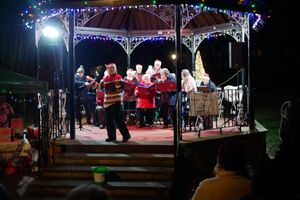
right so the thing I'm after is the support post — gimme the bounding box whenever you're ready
[174,4,182,155]
[68,11,75,139]
[191,35,196,72]
[247,14,255,130]
[127,38,131,68]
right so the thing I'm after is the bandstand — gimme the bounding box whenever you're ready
[32,1,264,141]
[15,1,270,199]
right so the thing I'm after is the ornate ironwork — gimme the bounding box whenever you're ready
[35,5,250,56]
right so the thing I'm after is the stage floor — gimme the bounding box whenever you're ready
[65,122,244,143]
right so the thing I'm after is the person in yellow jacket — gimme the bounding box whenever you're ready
[191,140,251,200]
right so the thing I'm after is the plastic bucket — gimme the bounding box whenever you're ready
[92,166,108,183]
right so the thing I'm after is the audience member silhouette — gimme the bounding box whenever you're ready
[0,183,10,200]
[191,140,251,200]
[246,99,300,200]
[65,183,110,200]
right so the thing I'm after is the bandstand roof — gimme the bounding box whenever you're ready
[35,4,256,54]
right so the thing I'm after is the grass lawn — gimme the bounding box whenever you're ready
[254,93,299,158]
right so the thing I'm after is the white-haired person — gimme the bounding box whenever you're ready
[151,59,162,82]
[146,65,154,76]
[123,68,138,125]
[100,63,131,142]
[181,69,197,130]
[135,64,143,84]
[159,68,177,128]
[134,74,157,128]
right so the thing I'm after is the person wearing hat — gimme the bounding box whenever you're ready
[198,73,217,129]
[100,63,131,142]
[199,73,217,92]
[74,65,92,126]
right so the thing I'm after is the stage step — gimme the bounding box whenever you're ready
[23,179,171,199]
[42,165,173,181]
[53,153,174,166]
[23,140,174,199]
[53,140,174,154]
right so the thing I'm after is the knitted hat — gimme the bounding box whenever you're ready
[77,65,84,73]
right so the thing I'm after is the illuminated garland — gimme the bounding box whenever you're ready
[20,0,266,30]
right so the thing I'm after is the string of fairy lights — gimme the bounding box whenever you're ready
[20,0,266,30]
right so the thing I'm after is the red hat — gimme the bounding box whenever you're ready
[201,73,210,80]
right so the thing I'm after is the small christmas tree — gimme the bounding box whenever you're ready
[195,50,205,81]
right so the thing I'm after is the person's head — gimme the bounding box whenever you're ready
[217,140,248,177]
[142,74,151,84]
[0,94,7,103]
[154,59,162,72]
[181,69,190,80]
[65,184,109,200]
[279,99,300,146]
[103,70,109,78]
[201,73,210,84]
[146,65,153,75]
[0,183,10,200]
[106,63,117,75]
[160,68,170,81]
[135,64,143,74]
[126,68,134,78]
[76,65,85,77]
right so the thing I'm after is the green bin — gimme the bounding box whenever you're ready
[92,166,108,183]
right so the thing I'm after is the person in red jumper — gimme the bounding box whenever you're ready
[100,63,131,142]
[134,74,157,128]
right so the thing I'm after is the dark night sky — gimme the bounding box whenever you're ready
[0,1,299,94]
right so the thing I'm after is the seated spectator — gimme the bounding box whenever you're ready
[0,183,10,200]
[191,140,251,200]
[246,99,300,200]
[65,183,110,200]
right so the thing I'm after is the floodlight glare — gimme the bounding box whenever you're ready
[42,26,59,38]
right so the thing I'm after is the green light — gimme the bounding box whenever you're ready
[84,1,88,5]
[152,0,156,4]
[251,4,256,8]
[200,3,204,7]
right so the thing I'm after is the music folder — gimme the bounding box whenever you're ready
[197,86,210,93]
[122,80,136,90]
[156,81,176,92]
[137,85,155,98]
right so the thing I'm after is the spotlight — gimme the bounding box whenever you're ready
[42,26,59,39]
